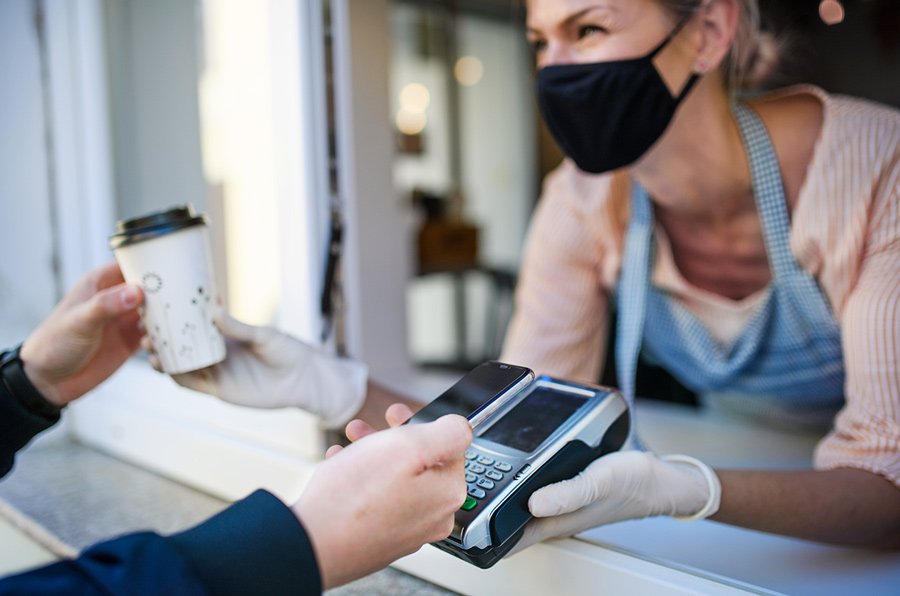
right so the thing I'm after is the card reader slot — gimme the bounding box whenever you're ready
[432,525,527,569]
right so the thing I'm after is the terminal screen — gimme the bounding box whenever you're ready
[480,386,587,453]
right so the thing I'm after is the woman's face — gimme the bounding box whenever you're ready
[526,0,682,69]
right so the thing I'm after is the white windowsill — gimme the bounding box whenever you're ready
[68,359,322,503]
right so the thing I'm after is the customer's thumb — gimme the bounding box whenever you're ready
[409,414,473,468]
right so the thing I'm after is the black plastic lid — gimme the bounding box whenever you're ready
[110,204,209,249]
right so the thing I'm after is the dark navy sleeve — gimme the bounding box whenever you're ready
[0,533,213,596]
[167,489,322,596]
[0,365,59,478]
[0,490,323,596]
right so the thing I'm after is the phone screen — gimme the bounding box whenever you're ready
[480,386,587,453]
[410,362,532,423]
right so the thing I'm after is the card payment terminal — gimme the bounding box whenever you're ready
[417,373,629,568]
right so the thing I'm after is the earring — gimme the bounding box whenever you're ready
[694,57,710,74]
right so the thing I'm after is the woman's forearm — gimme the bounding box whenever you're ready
[712,467,900,548]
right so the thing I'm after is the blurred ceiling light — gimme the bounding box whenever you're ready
[399,83,431,113]
[455,56,484,86]
[396,108,427,135]
[819,0,845,25]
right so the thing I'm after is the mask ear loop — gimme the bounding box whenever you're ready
[675,72,701,102]
[648,9,703,102]
[647,9,697,60]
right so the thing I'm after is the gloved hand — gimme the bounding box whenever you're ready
[511,450,721,555]
[144,308,368,428]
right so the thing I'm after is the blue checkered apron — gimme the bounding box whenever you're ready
[616,103,845,436]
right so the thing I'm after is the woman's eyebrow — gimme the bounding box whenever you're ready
[527,4,618,36]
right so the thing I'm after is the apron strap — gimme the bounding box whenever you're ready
[615,103,792,446]
[731,103,794,279]
[615,184,654,448]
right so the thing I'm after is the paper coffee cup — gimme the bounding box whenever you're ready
[110,205,226,374]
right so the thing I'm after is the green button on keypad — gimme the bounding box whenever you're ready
[461,496,478,511]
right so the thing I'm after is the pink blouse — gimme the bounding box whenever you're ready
[501,86,900,486]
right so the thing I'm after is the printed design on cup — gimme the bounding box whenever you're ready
[142,272,163,294]
[141,279,223,374]
[178,286,222,367]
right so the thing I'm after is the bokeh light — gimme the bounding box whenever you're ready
[399,83,431,113]
[396,108,427,135]
[454,56,484,86]
[819,0,845,25]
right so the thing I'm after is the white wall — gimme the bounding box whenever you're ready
[0,0,59,348]
[336,0,419,382]
[105,0,207,220]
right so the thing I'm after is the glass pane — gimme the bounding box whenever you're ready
[196,0,284,326]
[390,1,539,370]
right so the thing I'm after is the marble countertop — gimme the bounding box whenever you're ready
[0,429,458,595]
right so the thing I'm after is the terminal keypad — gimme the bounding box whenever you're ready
[462,449,513,512]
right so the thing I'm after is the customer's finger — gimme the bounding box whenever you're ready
[385,402,415,427]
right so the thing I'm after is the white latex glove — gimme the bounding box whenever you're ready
[145,308,367,428]
[511,450,721,555]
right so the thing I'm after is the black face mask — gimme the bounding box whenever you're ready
[536,19,699,174]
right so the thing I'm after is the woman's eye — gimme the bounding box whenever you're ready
[578,25,607,40]
[530,38,547,54]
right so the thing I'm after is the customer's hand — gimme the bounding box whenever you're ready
[510,450,721,555]
[143,308,368,427]
[341,402,415,445]
[19,262,144,407]
[293,414,472,589]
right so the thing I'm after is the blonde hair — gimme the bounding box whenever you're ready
[657,0,780,90]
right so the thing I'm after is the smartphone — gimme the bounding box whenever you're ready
[407,361,534,427]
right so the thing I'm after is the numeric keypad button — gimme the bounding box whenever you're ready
[467,486,486,499]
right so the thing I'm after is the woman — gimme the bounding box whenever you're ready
[500,0,900,548]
